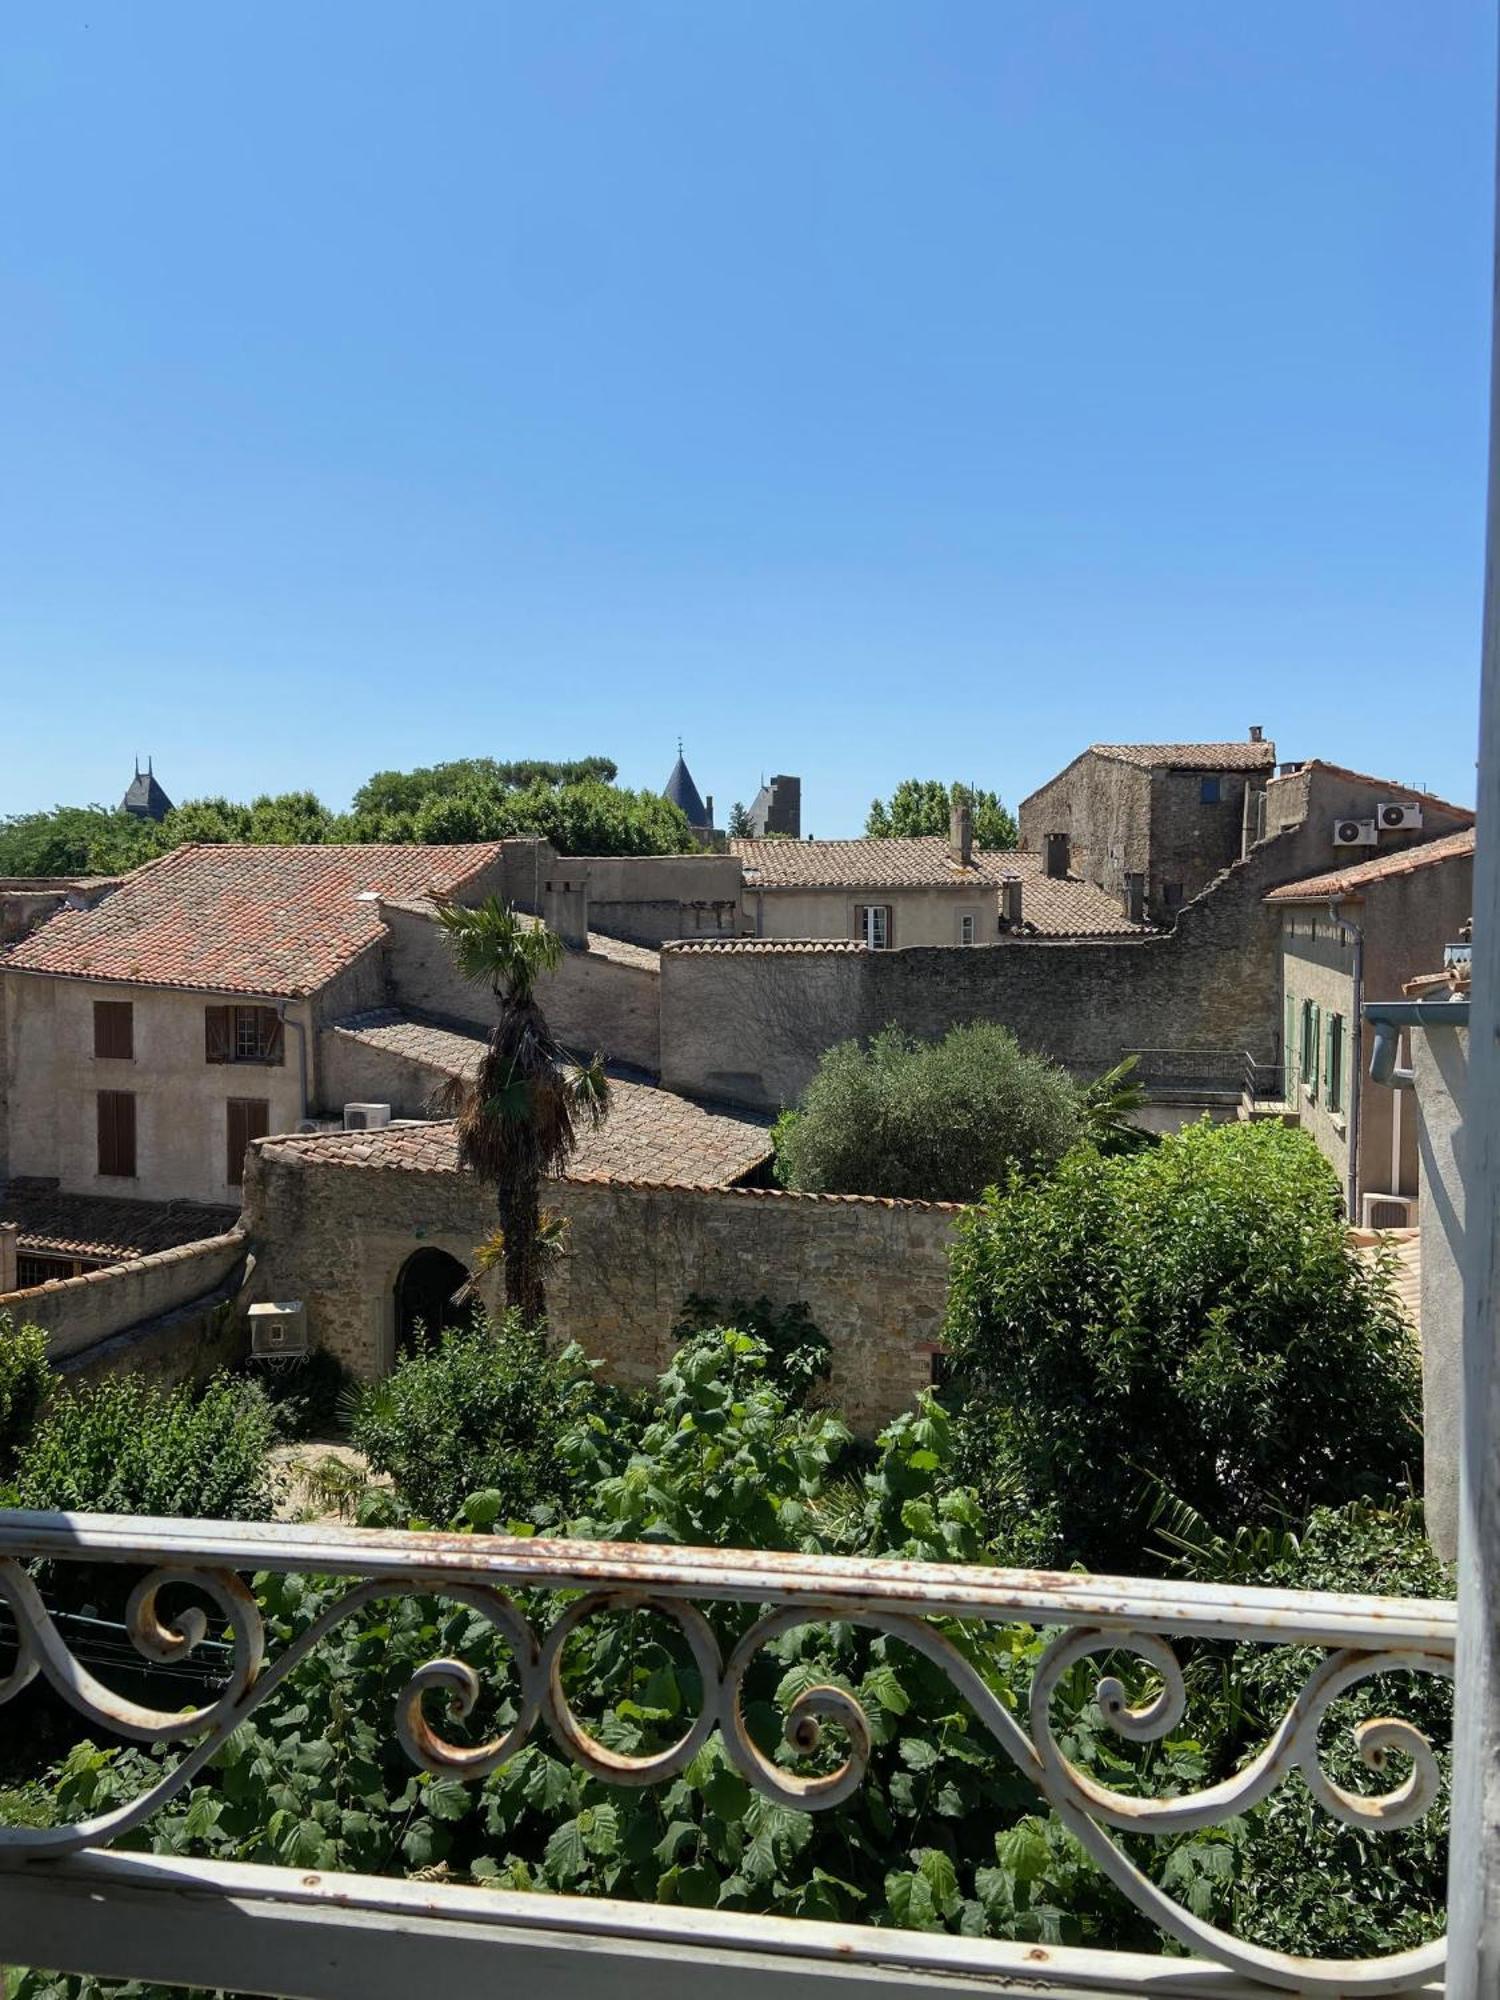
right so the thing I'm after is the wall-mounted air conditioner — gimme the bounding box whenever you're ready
[248,1300,308,1359]
[343,1103,392,1130]
[1378,802,1423,831]
[1360,1193,1416,1231]
[1332,817,1378,847]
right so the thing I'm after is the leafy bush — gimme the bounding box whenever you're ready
[671,1294,832,1405]
[349,1314,611,1524]
[248,1347,351,1441]
[774,1022,1083,1203]
[0,1315,50,1472]
[13,1372,280,1520]
[944,1121,1422,1569]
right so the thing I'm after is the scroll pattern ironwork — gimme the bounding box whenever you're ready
[0,1525,1452,1997]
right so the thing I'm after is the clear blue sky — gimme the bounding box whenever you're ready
[1,3,1494,832]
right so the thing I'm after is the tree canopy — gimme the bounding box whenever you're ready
[0,755,698,875]
[865,779,1017,850]
[773,1021,1083,1203]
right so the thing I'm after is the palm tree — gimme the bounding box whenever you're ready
[434,898,609,1319]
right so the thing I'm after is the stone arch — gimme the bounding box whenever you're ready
[392,1246,471,1358]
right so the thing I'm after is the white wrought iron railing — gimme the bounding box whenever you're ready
[0,1510,1453,1999]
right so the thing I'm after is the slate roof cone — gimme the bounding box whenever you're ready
[122,757,174,822]
[663,743,712,830]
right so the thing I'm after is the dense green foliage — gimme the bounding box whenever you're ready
[3,1332,1450,1979]
[865,779,1017,850]
[0,1316,51,1473]
[945,1121,1422,1570]
[774,1022,1083,1202]
[671,1294,832,1406]
[350,1317,611,1525]
[0,754,697,877]
[10,1372,280,1521]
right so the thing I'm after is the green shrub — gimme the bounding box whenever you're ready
[0,1315,50,1472]
[349,1313,611,1524]
[670,1293,831,1404]
[248,1347,351,1441]
[13,1372,280,1520]
[945,1121,1422,1568]
[774,1021,1083,1202]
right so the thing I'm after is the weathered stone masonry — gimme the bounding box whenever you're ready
[241,1146,957,1433]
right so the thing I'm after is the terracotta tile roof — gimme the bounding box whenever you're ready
[327,1010,488,1081]
[1265,828,1476,903]
[265,1057,773,1190]
[0,1184,241,1263]
[666,938,870,954]
[1,843,504,997]
[727,839,1148,937]
[1089,741,1279,772]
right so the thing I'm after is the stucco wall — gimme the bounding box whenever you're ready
[1279,920,1360,1201]
[750,887,994,949]
[241,1148,956,1433]
[0,1228,247,1362]
[1,975,313,1201]
[379,902,661,1074]
[1414,1022,1468,1562]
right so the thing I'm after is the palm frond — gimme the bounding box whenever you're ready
[435,896,565,999]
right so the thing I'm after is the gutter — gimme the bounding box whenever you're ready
[1362,997,1471,1090]
[276,1001,310,1121]
[1330,904,1364,1222]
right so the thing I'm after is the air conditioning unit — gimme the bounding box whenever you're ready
[343,1103,392,1130]
[1332,817,1378,847]
[248,1300,308,1358]
[1360,1193,1417,1231]
[1378,801,1423,831]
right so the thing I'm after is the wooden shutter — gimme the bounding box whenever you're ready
[97,1091,136,1177]
[205,1005,232,1064]
[93,1001,133,1060]
[226,1098,270,1186]
[259,1009,286,1065]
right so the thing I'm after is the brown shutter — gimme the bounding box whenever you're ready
[97,1091,136,1177]
[205,1005,232,1064]
[227,1098,270,1185]
[93,1001,133,1060]
[260,1009,286,1065]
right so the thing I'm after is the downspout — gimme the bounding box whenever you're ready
[1330,901,1363,1223]
[276,1000,309,1122]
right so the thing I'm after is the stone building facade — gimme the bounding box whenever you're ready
[241,1134,955,1433]
[1267,827,1475,1214]
[1018,736,1278,921]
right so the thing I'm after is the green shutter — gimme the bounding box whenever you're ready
[1285,994,1296,1088]
[1311,1006,1321,1100]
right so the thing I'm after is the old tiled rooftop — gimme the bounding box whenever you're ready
[728,838,1150,936]
[1265,760,1476,821]
[0,1183,241,1265]
[2,843,504,997]
[1265,827,1476,903]
[275,1025,773,1187]
[1090,741,1280,772]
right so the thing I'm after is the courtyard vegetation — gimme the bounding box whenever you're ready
[0,1122,1448,1989]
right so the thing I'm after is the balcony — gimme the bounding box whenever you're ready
[0,1509,1453,1998]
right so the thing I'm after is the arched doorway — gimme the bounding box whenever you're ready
[393,1248,471,1356]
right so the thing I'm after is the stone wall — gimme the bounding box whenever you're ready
[660,778,1477,1115]
[241,1147,957,1433]
[1018,752,1151,906]
[378,901,661,1074]
[1,1228,248,1363]
[496,841,745,946]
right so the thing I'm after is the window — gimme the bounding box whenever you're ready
[855,905,892,949]
[1327,1012,1345,1115]
[16,1253,84,1289]
[226,1098,270,1185]
[97,1090,137,1177]
[1162,882,1184,910]
[93,1000,133,1060]
[206,1004,285,1066]
[959,912,977,946]
[1200,775,1223,804]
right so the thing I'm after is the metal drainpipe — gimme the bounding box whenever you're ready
[1330,902,1363,1223]
[276,1001,309,1122]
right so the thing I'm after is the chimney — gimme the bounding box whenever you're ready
[1125,872,1146,926]
[542,873,590,948]
[1248,725,1264,744]
[999,875,1024,930]
[949,799,974,869]
[704,793,715,828]
[1043,832,1071,880]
